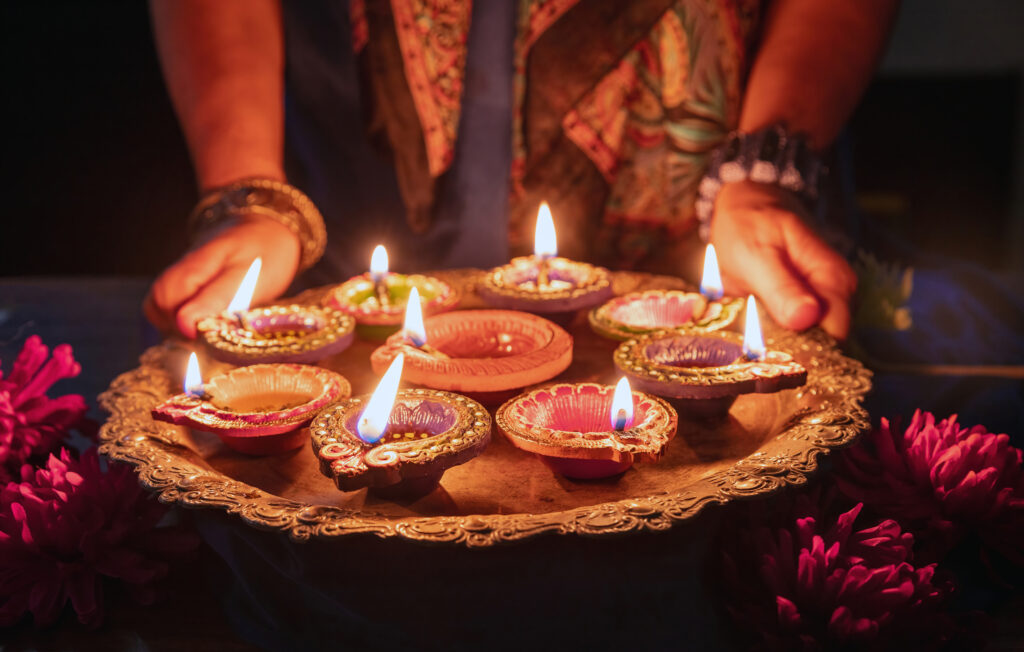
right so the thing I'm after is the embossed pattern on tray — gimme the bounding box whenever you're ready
[98,270,871,547]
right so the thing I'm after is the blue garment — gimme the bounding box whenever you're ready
[281,1,515,286]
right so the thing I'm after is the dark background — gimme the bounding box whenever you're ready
[2,1,1022,278]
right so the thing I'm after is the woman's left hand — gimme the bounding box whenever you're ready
[709,180,857,340]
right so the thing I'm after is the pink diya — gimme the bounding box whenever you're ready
[310,355,491,498]
[495,379,678,480]
[370,301,573,404]
[613,297,806,418]
[152,354,350,455]
[322,245,458,340]
[478,203,613,319]
[588,244,742,340]
[197,258,356,364]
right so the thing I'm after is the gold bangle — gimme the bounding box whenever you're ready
[188,178,328,271]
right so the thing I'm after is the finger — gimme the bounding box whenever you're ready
[784,224,857,339]
[143,290,176,335]
[739,244,823,331]
[175,263,252,338]
[150,240,233,319]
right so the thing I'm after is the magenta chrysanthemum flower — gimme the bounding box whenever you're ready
[0,448,199,627]
[0,336,88,481]
[837,410,1023,562]
[722,499,948,650]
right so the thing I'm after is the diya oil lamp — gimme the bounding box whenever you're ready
[495,377,678,480]
[323,244,459,340]
[309,353,492,498]
[478,202,613,322]
[370,289,573,404]
[588,245,743,340]
[614,296,807,418]
[197,258,356,365]
[152,352,350,455]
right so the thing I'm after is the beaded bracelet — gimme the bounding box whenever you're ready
[695,125,824,241]
[188,178,328,271]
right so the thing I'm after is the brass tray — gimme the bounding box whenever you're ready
[98,270,871,547]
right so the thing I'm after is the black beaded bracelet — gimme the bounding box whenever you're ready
[696,125,824,241]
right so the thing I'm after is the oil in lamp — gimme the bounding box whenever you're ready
[478,202,613,321]
[588,244,743,341]
[310,353,492,498]
[613,295,806,418]
[152,352,350,454]
[198,258,356,365]
[370,293,573,404]
[323,244,459,340]
[496,377,678,479]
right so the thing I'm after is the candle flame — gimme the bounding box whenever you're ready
[227,258,262,314]
[184,352,205,398]
[357,353,404,444]
[533,202,557,258]
[743,295,766,361]
[403,286,427,347]
[610,377,635,431]
[370,244,389,281]
[700,244,723,301]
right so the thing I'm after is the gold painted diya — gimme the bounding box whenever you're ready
[152,364,350,455]
[477,256,613,318]
[323,273,459,340]
[370,309,574,404]
[614,330,807,418]
[496,382,678,479]
[310,388,491,498]
[588,290,744,341]
[198,304,355,365]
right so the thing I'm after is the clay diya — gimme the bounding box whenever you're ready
[495,378,678,480]
[322,245,458,340]
[478,203,613,321]
[152,353,350,454]
[197,258,356,365]
[613,296,806,418]
[310,354,492,498]
[370,298,573,404]
[588,244,742,340]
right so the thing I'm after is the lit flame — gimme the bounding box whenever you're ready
[610,377,635,431]
[226,257,262,314]
[700,244,723,301]
[184,352,205,398]
[533,202,557,259]
[370,244,389,281]
[357,353,404,444]
[743,295,766,361]
[403,286,427,347]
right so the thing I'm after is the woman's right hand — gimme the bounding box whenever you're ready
[144,216,302,338]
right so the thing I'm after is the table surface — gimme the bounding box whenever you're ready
[2,276,1021,651]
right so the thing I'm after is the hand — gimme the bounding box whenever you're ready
[144,217,301,338]
[709,180,857,339]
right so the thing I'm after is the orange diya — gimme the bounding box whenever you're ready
[496,378,678,480]
[478,203,612,321]
[310,354,492,498]
[152,353,350,455]
[198,258,356,365]
[614,296,807,418]
[323,245,458,340]
[588,245,744,340]
[370,289,573,404]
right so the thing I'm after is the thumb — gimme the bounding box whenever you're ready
[175,264,252,338]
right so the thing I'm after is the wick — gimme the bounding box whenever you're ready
[233,311,249,329]
[536,256,551,289]
[405,334,450,359]
[186,387,210,401]
[701,287,724,302]
[613,408,630,431]
[372,276,390,307]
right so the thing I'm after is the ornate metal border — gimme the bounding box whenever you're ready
[99,327,870,548]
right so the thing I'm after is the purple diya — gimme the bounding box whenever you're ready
[323,273,458,340]
[588,290,744,341]
[152,363,350,455]
[495,382,678,480]
[478,256,613,319]
[369,309,573,404]
[310,388,491,498]
[614,330,807,418]
[198,304,355,365]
